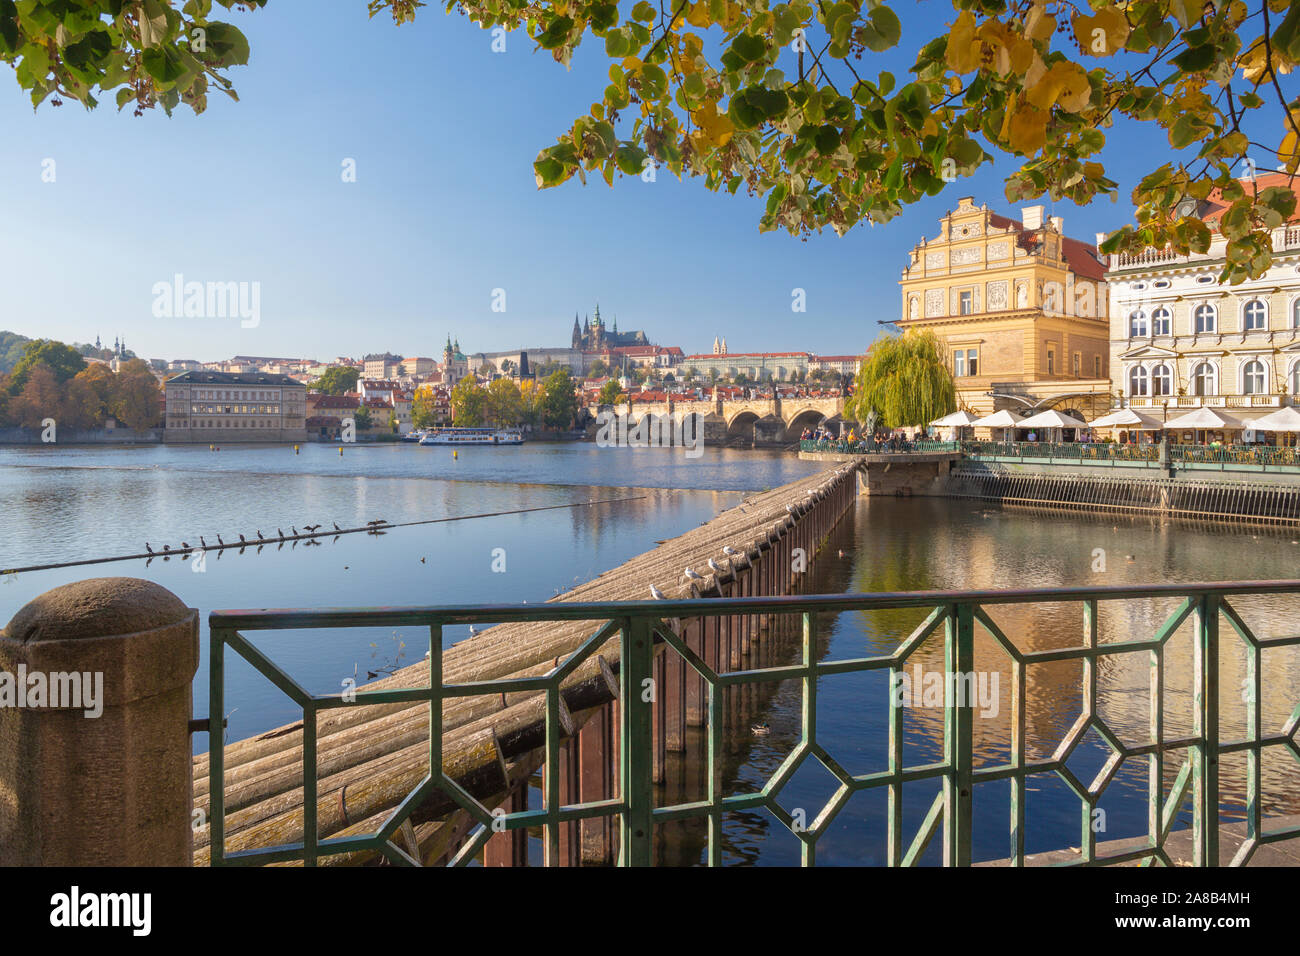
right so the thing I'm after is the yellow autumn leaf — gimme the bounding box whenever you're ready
[1007,103,1048,153]
[685,2,711,28]
[1023,1,1055,43]
[1281,129,1300,174]
[1024,52,1047,90]
[1025,60,1091,113]
[693,101,734,148]
[946,11,981,74]
[1074,6,1129,57]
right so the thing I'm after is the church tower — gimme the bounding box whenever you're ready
[712,335,721,355]
[571,313,581,349]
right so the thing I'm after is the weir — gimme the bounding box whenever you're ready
[193,464,862,865]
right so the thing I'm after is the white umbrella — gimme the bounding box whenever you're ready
[1163,406,1245,430]
[1251,405,1300,432]
[1088,408,1165,430]
[971,409,1025,429]
[1017,409,1090,430]
[930,410,979,427]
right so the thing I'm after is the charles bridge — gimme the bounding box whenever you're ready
[585,394,848,447]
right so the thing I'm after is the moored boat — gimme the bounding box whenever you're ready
[419,427,524,446]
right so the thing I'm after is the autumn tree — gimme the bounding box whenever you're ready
[411,391,440,428]
[845,329,956,428]
[597,379,624,405]
[450,376,486,426]
[9,364,61,428]
[485,377,523,427]
[110,358,161,431]
[541,367,580,429]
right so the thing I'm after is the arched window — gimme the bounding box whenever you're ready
[1152,307,1172,336]
[1129,365,1149,396]
[1192,362,1218,396]
[1152,364,1172,396]
[1242,360,1267,395]
[1129,310,1148,337]
[1194,303,1217,333]
[1243,299,1267,331]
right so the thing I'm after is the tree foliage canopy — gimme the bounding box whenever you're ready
[845,329,955,428]
[9,339,87,392]
[7,1,1300,281]
[313,366,360,396]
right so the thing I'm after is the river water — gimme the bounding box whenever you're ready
[2,442,1297,865]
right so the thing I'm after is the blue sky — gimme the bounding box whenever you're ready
[0,2,1285,362]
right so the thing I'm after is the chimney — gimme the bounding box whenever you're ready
[1050,215,1064,233]
[1020,205,1044,230]
[1095,231,1107,252]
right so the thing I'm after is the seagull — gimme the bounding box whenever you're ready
[145,543,154,554]
[649,585,666,600]
[683,567,704,581]
[786,504,796,515]
[468,625,479,636]
[723,546,740,556]
[707,558,723,573]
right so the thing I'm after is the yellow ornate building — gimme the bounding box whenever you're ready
[896,197,1112,419]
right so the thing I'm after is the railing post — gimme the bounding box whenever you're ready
[943,602,975,866]
[620,615,655,866]
[1193,592,1221,866]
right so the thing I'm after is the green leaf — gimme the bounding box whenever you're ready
[204,22,250,65]
[863,5,901,52]
[0,0,20,55]
[1272,1,1300,61]
[814,124,839,154]
[538,15,573,50]
[115,86,135,110]
[142,44,186,83]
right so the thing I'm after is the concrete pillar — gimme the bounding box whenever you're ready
[0,577,199,866]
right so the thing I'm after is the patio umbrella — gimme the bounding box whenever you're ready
[1088,408,1165,430]
[930,410,980,427]
[971,409,1025,429]
[1162,407,1245,431]
[1017,409,1090,430]
[930,409,979,441]
[970,408,1025,441]
[1251,405,1300,432]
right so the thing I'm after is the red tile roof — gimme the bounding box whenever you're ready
[985,210,1107,281]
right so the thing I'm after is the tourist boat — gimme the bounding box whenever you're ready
[419,427,524,446]
[401,430,426,442]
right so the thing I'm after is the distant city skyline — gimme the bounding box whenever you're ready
[1,4,1286,362]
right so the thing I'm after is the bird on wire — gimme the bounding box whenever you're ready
[333,521,341,532]
[277,528,285,540]
[291,526,299,536]
[238,534,247,545]
[182,541,190,550]
[200,536,208,549]
[145,543,154,555]
[217,534,225,546]
[162,544,171,553]
[256,530,265,541]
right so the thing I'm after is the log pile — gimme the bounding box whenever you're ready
[193,463,859,865]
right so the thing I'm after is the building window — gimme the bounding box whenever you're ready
[1192,362,1217,396]
[959,291,973,315]
[1094,355,1101,378]
[1152,364,1172,396]
[1293,363,1300,395]
[1242,359,1267,395]
[1129,365,1149,396]
[953,351,966,376]
[1292,299,1300,328]
[1047,349,1055,376]
[1129,310,1148,337]
[1152,307,1172,336]
[1072,352,1081,377]
[1243,299,1267,331]
[1194,303,1217,333]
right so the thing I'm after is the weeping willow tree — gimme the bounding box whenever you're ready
[845,330,956,430]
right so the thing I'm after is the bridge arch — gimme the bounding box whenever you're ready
[726,410,760,446]
[784,407,829,440]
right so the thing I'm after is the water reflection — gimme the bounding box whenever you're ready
[657,497,1300,866]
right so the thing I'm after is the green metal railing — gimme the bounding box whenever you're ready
[800,439,960,454]
[961,440,1300,471]
[207,581,1300,867]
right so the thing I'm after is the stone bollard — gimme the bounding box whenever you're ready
[0,577,198,866]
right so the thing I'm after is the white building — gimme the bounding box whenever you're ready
[1106,172,1300,432]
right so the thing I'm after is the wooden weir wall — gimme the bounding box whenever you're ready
[194,464,861,866]
[946,467,1300,526]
